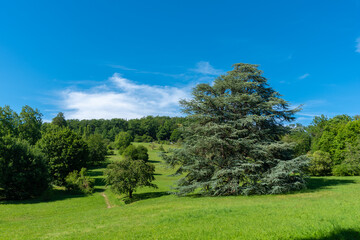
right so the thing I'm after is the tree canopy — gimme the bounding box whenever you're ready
[38,126,89,185]
[105,159,157,199]
[164,63,308,196]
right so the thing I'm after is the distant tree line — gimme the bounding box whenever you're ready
[54,116,186,142]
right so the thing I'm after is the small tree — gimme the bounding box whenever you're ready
[0,136,49,199]
[86,134,107,166]
[105,159,157,198]
[115,131,133,153]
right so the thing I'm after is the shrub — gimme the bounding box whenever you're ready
[65,168,95,194]
[122,144,149,161]
[0,136,49,200]
[332,163,360,176]
[308,151,333,176]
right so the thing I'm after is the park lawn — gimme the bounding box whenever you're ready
[1,143,360,239]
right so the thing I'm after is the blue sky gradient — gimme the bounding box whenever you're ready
[1,0,360,124]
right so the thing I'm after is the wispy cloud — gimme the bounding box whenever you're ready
[108,65,137,71]
[298,73,310,80]
[59,74,191,120]
[108,64,185,79]
[356,37,360,53]
[191,61,223,75]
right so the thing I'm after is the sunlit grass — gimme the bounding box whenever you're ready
[1,143,360,239]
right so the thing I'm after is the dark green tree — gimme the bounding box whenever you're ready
[52,112,67,128]
[105,159,157,199]
[164,63,308,196]
[0,136,49,199]
[115,131,133,153]
[86,134,107,165]
[0,105,19,137]
[38,127,89,185]
[18,105,43,145]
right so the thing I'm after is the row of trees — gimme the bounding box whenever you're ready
[284,115,360,176]
[0,106,107,199]
[61,116,186,142]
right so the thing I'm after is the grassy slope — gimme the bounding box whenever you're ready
[1,143,360,239]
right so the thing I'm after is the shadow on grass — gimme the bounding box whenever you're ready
[0,189,87,205]
[305,177,356,192]
[126,191,169,204]
[148,160,161,163]
[299,228,360,240]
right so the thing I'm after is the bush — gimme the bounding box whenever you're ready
[332,163,360,176]
[0,136,50,200]
[308,150,333,176]
[65,168,95,194]
[122,144,149,161]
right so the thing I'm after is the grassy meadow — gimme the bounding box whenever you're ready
[1,143,360,239]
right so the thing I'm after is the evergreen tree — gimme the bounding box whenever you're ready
[163,63,308,196]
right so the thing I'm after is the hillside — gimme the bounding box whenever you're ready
[1,143,360,239]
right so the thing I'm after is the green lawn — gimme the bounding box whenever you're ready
[1,143,360,239]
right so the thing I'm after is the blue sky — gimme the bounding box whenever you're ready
[0,0,360,124]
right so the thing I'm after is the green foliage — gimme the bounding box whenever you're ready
[105,159,157,198]
[86,134,107,165]
[164,63,308,196]
[114,131,133,153]
[308,151,333,176]
[282,124,311,156]
[65,168,95,194]
[122,144,149,161]
[0,136,49,199]
[170,128,182,142]
[38,126,89,185]
[158,145,165,152]
[0,105,19,137]
[18,105,43,145]
[52,112,67,128]
[332,141,360,176]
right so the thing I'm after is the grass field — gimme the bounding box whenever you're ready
[1,143,360,239]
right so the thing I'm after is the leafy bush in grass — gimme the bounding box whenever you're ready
[122,144,149,161]
[0,136,49,200]
[308,151,333,176]
[65,168,95,194]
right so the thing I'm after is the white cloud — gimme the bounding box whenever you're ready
[192,61,223,75]
[60,73,191,120]
[298,73,310,80]
[356,37,360,53]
